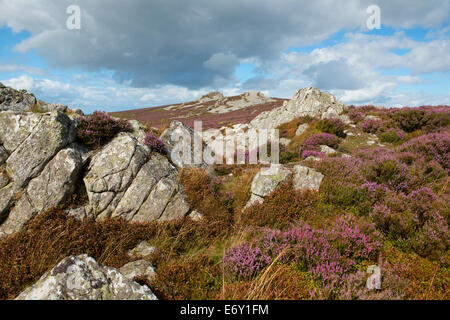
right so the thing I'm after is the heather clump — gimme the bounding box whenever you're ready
[300,133,340,159]
[317,118,346,138]
[77,111,132,148]
[224,217,380,288]
[398,132,450,171]
[390,107,450,133]
[144,132,167,155]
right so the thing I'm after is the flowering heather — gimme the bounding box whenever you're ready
[223,217,380,284]
[144,132,167,155]
[317,118,346,138]
[302,133,340,150]
[361,119,380,133]
[77,111,132,148]
[398,132,450,171]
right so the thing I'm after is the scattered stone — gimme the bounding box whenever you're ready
[15,254,157,300]
[128,241,158,259]
[246,165,292,207]
[292,165,324,192]
[319,145,337,155]
[119,260,157,282]
[295,123,309,136]
[188,210,203,222]
[280,138,291,146]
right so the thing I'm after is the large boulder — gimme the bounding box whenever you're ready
[0,111,79,235]
[160,120,206,168]
[3,111,77,187]
[0,145,87,237]
[84,133,190,222]
[250,87,347,129]
[0,83,37,112]
[15,254,157,300]
[245,164,292,207]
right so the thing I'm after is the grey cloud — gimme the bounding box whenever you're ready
[303,59,365,90]
[0,0,449,90]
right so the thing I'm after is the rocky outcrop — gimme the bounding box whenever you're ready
[245,165,292,207]
[160,120,207,169]
[0,145,88,237]
[250,87,347,129]
[0,111,79,236]
[15,254,157,300]
[85,133,190,223]
[208,91,275,114]
[0,94,191,238]
[0,83,37,112]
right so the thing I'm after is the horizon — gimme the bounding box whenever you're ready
[0,0,449,113]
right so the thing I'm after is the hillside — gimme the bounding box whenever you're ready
[0,82,448,300]
[111,91,287,129]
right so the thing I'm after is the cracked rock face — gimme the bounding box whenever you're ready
[0,145,87,237]
[85,132,190,223]
[15,254,157,300]
[0,112,80,236]
[250,87,347,129]
[2,111,77,188]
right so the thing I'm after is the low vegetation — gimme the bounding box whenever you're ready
[0,105,448,300]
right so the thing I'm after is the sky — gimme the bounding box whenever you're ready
[0,0,449,114]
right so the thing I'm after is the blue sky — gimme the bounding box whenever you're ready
[0,0,449,113]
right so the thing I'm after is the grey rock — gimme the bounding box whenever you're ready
[39,102,68,113]
[0,145,7,164]
[0,183,16,222]
[15,254,157,300]
[246,165,291,207]
[160,120,206,168]
[250,87,347,129]
[0,85,37,112]
[279,138,291,146]
[292,165,324,192]
[0,112,43,153]
[188,210,203,222]
[85,133,190,223]
[119,260,157,282]
[0,146,85,238]
[128,241,158,258]
[67,207,93,221]
[0,167,9,189]
[5,111,76,188]
[84,133,148,219]
[295,123,309,136]
[319,145,337,155]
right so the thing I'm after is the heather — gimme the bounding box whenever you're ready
[144,132,168,155]
[77,111,132,148]
[1,105,449,300]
